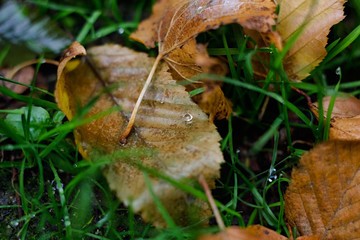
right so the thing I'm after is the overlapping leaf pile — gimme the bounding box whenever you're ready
[53,0,357,238]
[130,0,282,120]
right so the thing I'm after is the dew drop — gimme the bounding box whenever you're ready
[268,167,278,183]
[183,113,193,125]
[11,221,19,227]
[65,221,71,227]
[197,6,203,13]
[118,28,124,34]
[336,67,341,76]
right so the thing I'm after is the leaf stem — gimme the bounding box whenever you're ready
[120,54,163,144]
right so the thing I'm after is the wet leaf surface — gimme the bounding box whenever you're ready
[55,43,224,227]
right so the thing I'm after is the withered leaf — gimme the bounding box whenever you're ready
[131,0,281,120]
[198,225,288,240]
[311,95,360,119]
[55,43,224,227]
[278,0,347,81]
[285,141,360,239]
[0,66,34,95]
[310,95,360,140]
[198,225,319,240]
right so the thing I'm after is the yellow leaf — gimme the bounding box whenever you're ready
[278,0,347,81]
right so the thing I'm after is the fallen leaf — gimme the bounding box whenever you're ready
[311,94,360,119]
[285,141,360,239]
[0,66,34,95]
[0,67,35,95]
[55,43,224,227]
[310,94,360,140]
[130,0,282,120]
[198,225,288,240]
[198,225,319,239]
[277,0,347,81]
[190,44,232,121]
[55,41,86,120]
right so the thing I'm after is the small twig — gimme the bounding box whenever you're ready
[198,174,226,231]
[120,54,163,144]
[258,95,270,121]
[291,86,313,107]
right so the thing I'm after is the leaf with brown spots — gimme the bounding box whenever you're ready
[128,0,281,126]
[55,43,224,227]
[285,141,360,239]
[310,94,360,140]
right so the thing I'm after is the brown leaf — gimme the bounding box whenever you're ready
[194,84,233,121]
[285,141,360,239]
[131,0,281,120]
[310,95,360,140]
[198,225,288,240]
[311,94,360,119]
[0,67,34,95]
[190,44,232,121]
[131,0,281,54]
[278,0,347,81]
[55,43,224,227]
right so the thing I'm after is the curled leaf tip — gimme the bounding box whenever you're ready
[60,41,86,61]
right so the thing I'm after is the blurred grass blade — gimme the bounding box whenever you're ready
[76,10,102,43]
[0,1,71,54]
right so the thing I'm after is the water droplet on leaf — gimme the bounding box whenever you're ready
[183,113,193,125]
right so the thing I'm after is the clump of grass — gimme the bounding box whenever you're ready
[1,1,360,239]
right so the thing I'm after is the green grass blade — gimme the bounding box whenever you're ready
[322,24,360,65]
[76,10,102,43]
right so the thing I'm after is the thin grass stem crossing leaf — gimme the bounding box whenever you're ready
[310,94,360,140]
[55,43,224,227]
